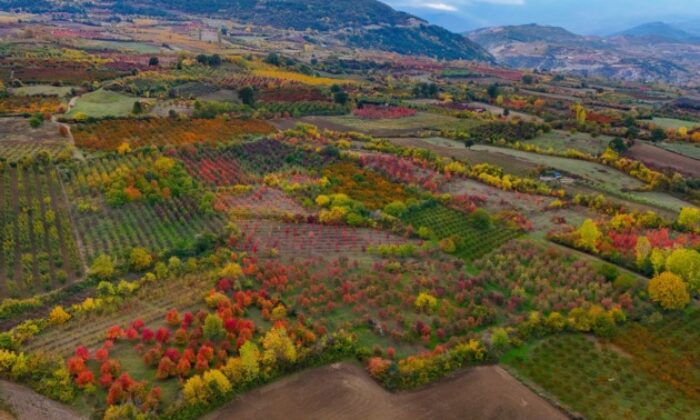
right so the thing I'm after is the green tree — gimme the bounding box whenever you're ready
[609,137,628,153]
[469,209,493,230]
[203,314,225,341]
[487,84,500,100]
[29,113,44,128]
[650,128,666,142]
[333,90,349,105]
[132,101,144,115]
[239,86,255,106]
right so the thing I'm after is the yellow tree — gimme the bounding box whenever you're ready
[678,207,700,232]
[261,327,297,371]
[183,375,209,406]
[665,248,700,292]
[573,103,587,126]
[48,306,70,325]
[649,248,667,275]
[129,247,152,271]
[414,292,438,313]
[239,341,260,383]
[576,219,601,252]
[635,236,651,268]
[648,272,690,310]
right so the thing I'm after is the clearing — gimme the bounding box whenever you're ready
[205,362,568,420]
[66,89,145,119]
[525,130,612,155]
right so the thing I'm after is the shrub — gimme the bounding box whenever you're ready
[648,272,690,310]
[48,306,71,325]
[89,254,115,281]
[129,248,153,272]
[469,209,493,230]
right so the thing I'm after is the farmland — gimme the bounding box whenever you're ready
[625,142,700,177]
[504,325,700,420]
[66,89,144,119]
[323,112,483,136]
[470,145,694,212]
[72,118,275,151]
[0,164,82,298]
[0,118,73,162]
[525,130,613,155]
[0,4,698,420]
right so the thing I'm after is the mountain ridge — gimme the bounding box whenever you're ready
[465,23,699,84]
[0,0,493,61]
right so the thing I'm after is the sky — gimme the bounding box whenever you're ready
[381,0,700,35]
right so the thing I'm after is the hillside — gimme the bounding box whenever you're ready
[0,0,493,61]
[466,23,696,84]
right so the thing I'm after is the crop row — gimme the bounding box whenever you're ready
[71,118,275,151]
[402,204,521,260]
[62,154,226,260]
[0,165,82,298]
[507,334,700,420]
[235,219,413,256]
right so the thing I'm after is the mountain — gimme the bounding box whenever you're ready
[0,0,492,61]
[465,23,697,84]
[615,22,700,43]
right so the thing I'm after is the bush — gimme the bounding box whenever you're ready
[469,209,493,230]
[89,254,115,281]
[129,248,153,272]
[648,272,689,310]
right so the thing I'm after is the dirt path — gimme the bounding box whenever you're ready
[0,381,85,420]
[205,363,569,420]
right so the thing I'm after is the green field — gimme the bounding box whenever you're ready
[12,85,75,97]
[658,142,700,160]
[525,130,612,155]
[67,89,145,118]
[325,112,483,134]
[77,39,163,54]
[402,203,521,260]
[646,117,700,130]
[504,333,700,420]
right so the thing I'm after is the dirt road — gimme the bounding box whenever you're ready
[0,381,85,420]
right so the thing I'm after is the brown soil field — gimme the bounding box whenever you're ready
[625,142,700,177]
[0,380,85,420]
[205,362,569,420]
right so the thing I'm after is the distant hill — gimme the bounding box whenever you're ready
[467,24,585,48]
[0,0,492,61]
[615,22,700,43]
[464,23,696,84]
